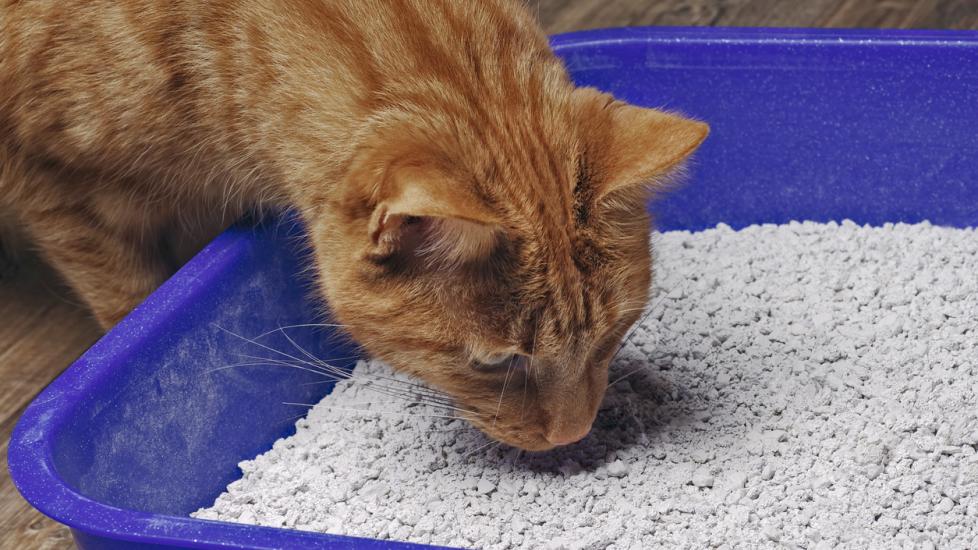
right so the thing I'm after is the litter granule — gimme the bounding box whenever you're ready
[194,220,978,549]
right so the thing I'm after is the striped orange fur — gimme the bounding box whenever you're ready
[0,0,707,450]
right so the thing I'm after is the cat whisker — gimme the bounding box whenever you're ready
[215,324,335,374]
[358,375,455,402]
[217,324,471,417]
[607,367,646,388]
[616,305,655,316]
[230,353,352,382]
[460,438,502,461]
[220,355,450,408]
[374,389,478,416]
[205,360,294,374]
[520,325,538,423]
[292,378,444,395]
[277,411,316,424]
[610,289,674,360]
[400,392,461,409]
[356,376,446,399]
[209,360,340,379]
[492,353,518,428]
[519,366,529,424]
[242,330,456,403]
[367,387,471,415]
[222,329,387,395]
[298,380,345,386]
[279,338,414,395]
[278,326,343,371]
[282,402,477,421]
[228,351,459,410]
[530,323,542,391]
[343,376,470,410]
[425,427,476,435]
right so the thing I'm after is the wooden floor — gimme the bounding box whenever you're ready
[2,1,975,548]
[534,0,978,32]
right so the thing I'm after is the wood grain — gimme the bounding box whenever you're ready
[0,254,99,550]
[530,0,978,33]
[2,1,975,548]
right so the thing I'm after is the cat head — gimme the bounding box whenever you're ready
[309,86,707,451]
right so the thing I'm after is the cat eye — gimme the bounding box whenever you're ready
[472,353,526,372]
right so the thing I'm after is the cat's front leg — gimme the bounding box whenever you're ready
[22,194,171,330]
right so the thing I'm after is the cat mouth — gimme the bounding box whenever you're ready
[466,419,556,452]
[492,435,555,452]
[462,407,595,451]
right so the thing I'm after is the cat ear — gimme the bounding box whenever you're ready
[581,94,709,200]
[367,166,500,266]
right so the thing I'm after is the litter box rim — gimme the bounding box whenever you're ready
[8,25,978,550]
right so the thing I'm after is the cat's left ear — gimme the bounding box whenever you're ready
[577,90,709,200]
[366,165,500,266]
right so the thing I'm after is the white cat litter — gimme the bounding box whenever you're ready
[194,220,978,549]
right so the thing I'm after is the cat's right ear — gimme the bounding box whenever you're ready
[362,165,500,268]
[574,88,709,201]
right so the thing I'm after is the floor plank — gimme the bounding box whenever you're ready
[530,0,978,32]
[0,255,99,550]
[2,1,975,548]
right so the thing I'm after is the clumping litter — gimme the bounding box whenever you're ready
[194,220,978,549]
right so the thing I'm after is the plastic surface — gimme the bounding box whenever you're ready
[550,27,978,231]
[9,27,978,550]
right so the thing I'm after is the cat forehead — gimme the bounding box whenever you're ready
[508,265,619,349]
[460,101,581,196]
[475,158,587,237]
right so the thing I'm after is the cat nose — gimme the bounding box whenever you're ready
[545,424,591,447]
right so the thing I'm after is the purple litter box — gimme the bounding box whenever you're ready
[9,27,978,549]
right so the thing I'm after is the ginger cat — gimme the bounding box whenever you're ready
[0,0,707,450]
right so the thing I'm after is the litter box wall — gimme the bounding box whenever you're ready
[550,27,978,231]
[46,217,347,517]
[8,27,978,550]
